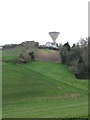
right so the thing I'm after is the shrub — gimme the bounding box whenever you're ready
[29,51,35,60]
[13,51,35,64]
[59,39,88,79]
[13,58,22,64]
[60,42,70,64]
[63,42,70,51]
[19,53,31,63]
[13,53,31,64]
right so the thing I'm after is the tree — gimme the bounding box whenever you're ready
[59,38,88,79]
[63,42,70,51]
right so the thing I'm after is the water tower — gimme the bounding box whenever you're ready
[49,32,60,44]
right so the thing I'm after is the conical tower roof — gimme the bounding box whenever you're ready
[49,32,60,43]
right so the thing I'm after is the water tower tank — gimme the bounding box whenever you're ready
[49,32,60,43]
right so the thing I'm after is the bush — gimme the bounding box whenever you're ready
[19,53,31,63]
[59,39,88,79]
[60,42,70,64]
[13,53,31,64]
[29,51,35,60]
[13,57,23,64]
[13,51,35,64]
[88,37,90,78]
[63,42,70,51]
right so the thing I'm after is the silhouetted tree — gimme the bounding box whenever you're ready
[63,42,70,51]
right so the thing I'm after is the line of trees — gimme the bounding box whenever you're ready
[59,38,88,79]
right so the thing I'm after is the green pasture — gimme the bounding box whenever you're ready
[2,60,88,118]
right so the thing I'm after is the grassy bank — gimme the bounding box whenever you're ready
[2,60,88,118]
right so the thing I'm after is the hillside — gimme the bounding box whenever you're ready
[2,60,88,118]
[2,46,60,63]
[35,49,60,63]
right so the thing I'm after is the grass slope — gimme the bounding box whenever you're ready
[2,61,88,118]
[2,47,60,63]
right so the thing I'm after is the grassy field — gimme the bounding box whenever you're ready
[2,47,88,118]
[2,47,57,61]
[2,47,60,63]
[2,58,88,118]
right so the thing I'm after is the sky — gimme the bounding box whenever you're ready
[0,0,89,46]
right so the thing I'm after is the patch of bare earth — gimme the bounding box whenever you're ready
[35,50,61,63]
[37,93,81,101]
[54,93,81,99]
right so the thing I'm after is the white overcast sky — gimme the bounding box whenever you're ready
[0,0,89,46]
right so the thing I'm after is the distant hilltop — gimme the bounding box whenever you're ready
[1,40,59,50]
[1,32,60,50]
[2,41,39,49]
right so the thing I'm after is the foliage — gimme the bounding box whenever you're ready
[59,38,88,79]
[88,37,90,79]
[19,53,31,63]
[63,42,70,51]
[60,43,70,64]
[29,51,35,60]
[13,53,31,64]
[13,51,35,64]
